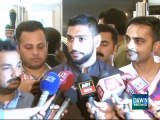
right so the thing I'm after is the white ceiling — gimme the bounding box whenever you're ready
[0,0,62,10]
[0,0,159,10]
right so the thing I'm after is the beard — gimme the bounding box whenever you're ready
[126,49,139,62]
[0,88,16,94]
[72,51,94,65]
[0,77,21,95]
[96,52,104,57]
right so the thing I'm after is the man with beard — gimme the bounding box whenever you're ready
[0,40,34,109]
[87,16,160,119]
[50,14,122,119]
[5,24,15,41]
[96,24,118,66]
[15,21,50,95]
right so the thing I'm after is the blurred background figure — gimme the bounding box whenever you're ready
[45,27,66,67]
[97,24,118,66]
[98,8,131,68]
[5,9,16,41]
[5,24,15,41]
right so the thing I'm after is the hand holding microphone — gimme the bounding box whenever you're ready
[96,74,125,102]
[53,87,77,119]
[44,71,75,119]
[77,73,99,120]
[96,73,131,119]
[125,76,160,119]
[86,100,116,119]
[31,72,60,119]
[115,98,152,119]
[125,76,158,109]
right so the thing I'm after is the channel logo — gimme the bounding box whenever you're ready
[132,94,148,110]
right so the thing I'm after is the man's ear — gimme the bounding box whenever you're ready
[94,34,101,48]
[16,44,20,54]
[113,45,118,55]
[153,41,160,56]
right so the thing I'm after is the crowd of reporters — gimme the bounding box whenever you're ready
[0,7,160,119]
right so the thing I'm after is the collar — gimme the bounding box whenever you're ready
[67,58,100,75]
[22,63,51,80]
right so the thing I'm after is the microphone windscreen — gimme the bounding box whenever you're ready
[77,73,96,98]
[58,71,75,92]
[64,88,77,104]
[97,74,125,101]
[40,72,60,95]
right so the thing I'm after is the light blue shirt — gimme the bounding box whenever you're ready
[0,90,21,109]
[0,109,4,119]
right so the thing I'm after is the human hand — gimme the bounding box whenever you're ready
[30,80,41,95]
[115,98,151,119]
[19,79,41,95]
[36,95,60,119]
[37,95,67,119]
[148,100,160,119]
[3,107,43,119]
[86,100,116,119]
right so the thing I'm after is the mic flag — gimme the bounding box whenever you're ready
[96,74,125,101]
[58,71,75,92]
[77,74,96,97]
[126,76,148,96]
[40,72,60,95]
[77,73,98,120]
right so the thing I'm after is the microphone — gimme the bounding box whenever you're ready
[125,76,160,118]
[96,74,125,102]
[38,72,60,106]
[31,72,60,119]
[77,73,98,120]
[125,76,157,108]
[44,71,75,119]
[53,88,77,119]
[96,74,130,119]
[59,71,75,92]
[126,76,148,96]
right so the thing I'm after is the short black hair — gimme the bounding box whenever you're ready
[98,24,118,45]
[0,39,17,52]
[67,14,99,36]
[127,16,160,42]
[98,8,128,35]
[15,20,45,43]
[45,27,61,54]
